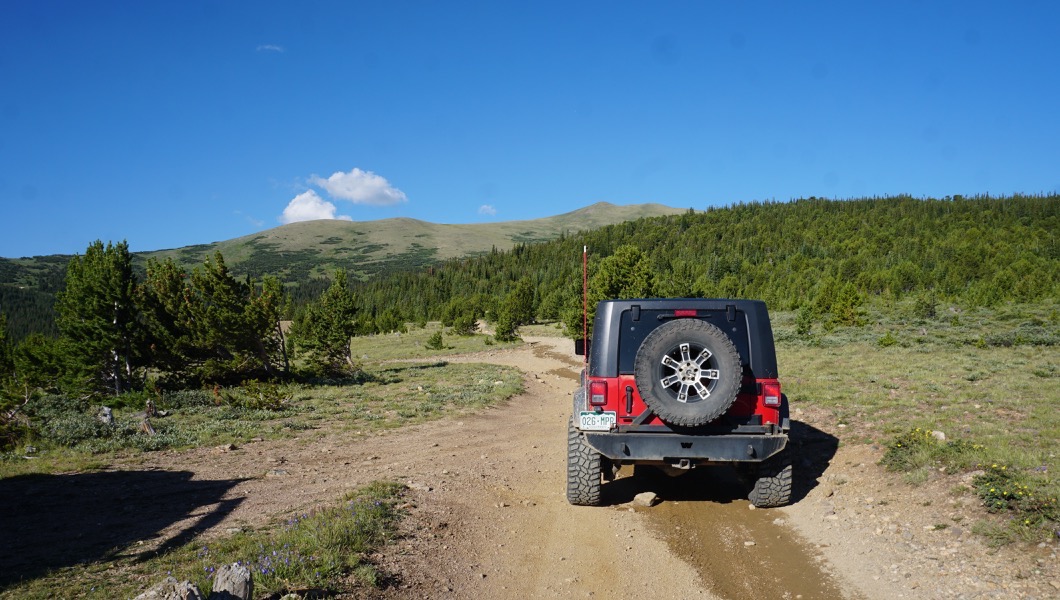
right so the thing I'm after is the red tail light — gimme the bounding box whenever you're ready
[589,380,608,406]
[761,380,782,407]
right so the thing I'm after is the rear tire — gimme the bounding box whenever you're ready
[747,448,793,508]
[566,420,603,506]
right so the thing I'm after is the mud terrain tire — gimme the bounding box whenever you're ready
[748,448,793,508]
[633,319,742,427]
[567,420,603,506]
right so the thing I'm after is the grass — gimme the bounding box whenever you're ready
[0,355,524,478]
[2,481,407,599]
[777,299,1060,544]
[346,322,522,361]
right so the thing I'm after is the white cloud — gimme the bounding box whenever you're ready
[257,44,285,53]
[478,204,497,216]
[279,190,352,224]
[309,168,408,206]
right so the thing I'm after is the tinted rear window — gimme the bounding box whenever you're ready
[617,310,751,374]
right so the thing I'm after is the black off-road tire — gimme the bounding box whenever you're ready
[748,448,793,508]
[566,420,603,506]
[633,319,742,427]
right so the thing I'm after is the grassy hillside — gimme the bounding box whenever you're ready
[144,202,685,281]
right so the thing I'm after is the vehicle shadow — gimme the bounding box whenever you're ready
[0,469,246,589]
[600,420,839,506]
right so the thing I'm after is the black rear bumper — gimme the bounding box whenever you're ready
[582,431,788,463]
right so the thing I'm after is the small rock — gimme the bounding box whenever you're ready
[407,481,432,492]
[744,541,756,547]
[931,430,947,442]
[133,577,203,600]
[265,469,288,477]
[633,492,659,507]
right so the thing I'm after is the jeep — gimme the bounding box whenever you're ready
[567,298,792,507]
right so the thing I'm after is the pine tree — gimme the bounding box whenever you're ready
[138,257,194,377]
[294,269,359,374]
[507,277,536,326]
[55,240,144,395]
[564,244,657,337]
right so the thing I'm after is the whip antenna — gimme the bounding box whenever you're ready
[582,245,588,367]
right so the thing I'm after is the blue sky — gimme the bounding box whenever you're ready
[1,1,1058,258]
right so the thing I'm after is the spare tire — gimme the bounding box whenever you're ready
[633,319,742,427]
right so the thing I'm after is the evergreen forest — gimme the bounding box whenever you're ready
[348,193,1058,326]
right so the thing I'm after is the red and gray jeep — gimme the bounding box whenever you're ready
[567,298,792,507]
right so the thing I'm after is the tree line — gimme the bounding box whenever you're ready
[0,241,413,444]
[346,193,1058,328]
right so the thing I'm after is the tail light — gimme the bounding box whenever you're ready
[589,380,608,406]
[761,380,782,407]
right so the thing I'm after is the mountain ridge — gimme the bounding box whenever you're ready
[142,201,685,280]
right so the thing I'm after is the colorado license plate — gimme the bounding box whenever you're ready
[579,411,616,431]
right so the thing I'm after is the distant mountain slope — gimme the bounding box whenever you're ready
[144,202,685,280]
[0,202,683,338]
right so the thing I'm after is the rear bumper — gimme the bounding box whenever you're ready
[582,431,788,463]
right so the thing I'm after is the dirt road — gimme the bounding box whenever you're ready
[34,336,1056,598]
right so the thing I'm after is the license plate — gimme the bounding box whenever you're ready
[579,411,616,431]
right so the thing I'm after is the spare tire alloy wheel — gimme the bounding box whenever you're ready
[634,319,741,427]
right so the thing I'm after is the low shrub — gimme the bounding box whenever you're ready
[425,331,445,350]
[880,428,986,473]
[161,389,216,409]
[220,381,292,412]
[973,464,1059,523]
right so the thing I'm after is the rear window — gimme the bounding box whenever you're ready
[616,309,751,374]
